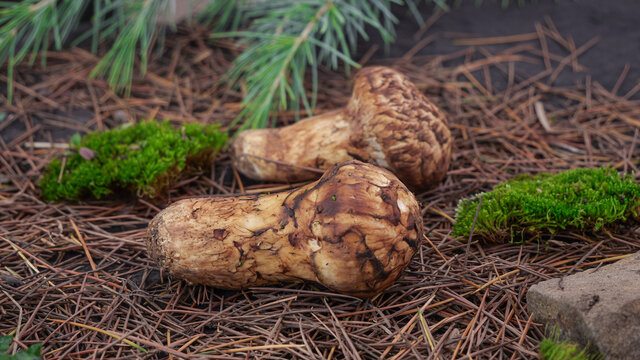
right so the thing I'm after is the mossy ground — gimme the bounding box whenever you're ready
[39,120,227,201]
[453,168,640,242]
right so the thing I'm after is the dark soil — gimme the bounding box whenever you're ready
[384,0,640,95]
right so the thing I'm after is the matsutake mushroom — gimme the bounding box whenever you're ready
[231,66,452,192]
[147,160,423,297]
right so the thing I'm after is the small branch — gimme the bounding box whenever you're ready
[534,101,552,132]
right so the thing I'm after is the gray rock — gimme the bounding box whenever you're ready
[527,252,640,359]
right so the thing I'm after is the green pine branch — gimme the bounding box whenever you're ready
[0,0,87,102]
[89,0,171,96]
[0,0,239,100]
[213,0,399,130]
[214,0,537,130]
[0,0,535,128]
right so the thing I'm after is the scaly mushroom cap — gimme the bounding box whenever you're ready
[344,67,452,191]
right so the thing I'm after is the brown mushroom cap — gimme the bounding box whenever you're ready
[229,66,452,192]
[343,66,452,191]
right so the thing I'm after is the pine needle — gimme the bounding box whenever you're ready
[214,0,398,131]
[49,319,148,353]
[89,0,171,95]
[0,0,535,114]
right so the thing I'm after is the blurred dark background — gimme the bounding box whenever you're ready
[376,0,640,96]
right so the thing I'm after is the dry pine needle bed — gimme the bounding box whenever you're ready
[1,21,640,359]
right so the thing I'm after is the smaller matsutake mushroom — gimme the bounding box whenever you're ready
[147,160,423,298]
[231,66,452,192]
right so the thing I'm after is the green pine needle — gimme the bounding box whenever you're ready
[214,0,400,130]
[0,0,87,103]
[89,0,170,95]
[1,0,535,121]
[453,167,640,243]
[39,120,227,201]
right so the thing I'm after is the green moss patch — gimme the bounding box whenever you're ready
[40,120,227,201]
[453,168,640,242]
[539,337,600,360]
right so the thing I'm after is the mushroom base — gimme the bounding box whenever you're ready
[147,161,423,297]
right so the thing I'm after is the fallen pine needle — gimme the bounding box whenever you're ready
[177,334,203,352]
[454,32,538,46]
[474,269,520,293]
[49,319,147,353]
[381,294,436,358]
[220,344,302,353]
[424,234,448,262]
[417,307,439,360]
[428,207,455,223]
[44,344,71,357]
[70,218,98,275]
[199,335,262,353]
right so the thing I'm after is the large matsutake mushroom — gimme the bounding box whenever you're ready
[231,66,452,192]
[147,160,423,298]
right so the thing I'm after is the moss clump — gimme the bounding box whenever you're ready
[539,337,602,360]
[539,338,588,360]
[40,120,227,201]
[453,167,640,242]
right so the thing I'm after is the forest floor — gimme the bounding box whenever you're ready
[1,1,639,359]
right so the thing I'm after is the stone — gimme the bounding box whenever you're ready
[527,252,640,359]
[112,110,130,124]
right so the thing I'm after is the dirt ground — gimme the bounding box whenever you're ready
[1,1,640,359]
[387,0,640,96]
